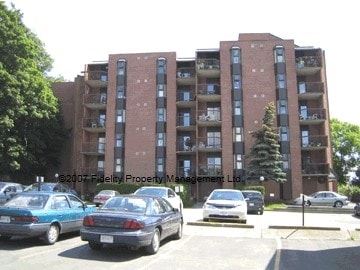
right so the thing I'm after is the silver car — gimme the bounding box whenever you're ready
[0,182,24,205]
[299,191,349,208]
[203,189,247,223]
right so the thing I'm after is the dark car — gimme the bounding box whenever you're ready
[80,194,183,254]
[241,190,265,215]
[355,203,360,216]
[0,182,25,205]
[0,192,96,244]
[24,183,78,196]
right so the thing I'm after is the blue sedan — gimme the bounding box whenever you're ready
[0,192,96,244]
[80,194,183,254]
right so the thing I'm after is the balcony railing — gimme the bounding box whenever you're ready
[299,108,326,121]
[296,56,322,69]
[176,91,196,102]
[176,68,196,78]
[198,164,223,176]
[197,136,221,150]
[83,118,106,129]
[177,139,196,152]
[198,109,221,122]
[197,84,221,95]
[302,163,329,175]
[84,94,107,104]
[82,143,106,155]
[81,167,105,177]
[301,135,328,148]
[298,82,324,95]
[196,59,220,70]
[85,71,108,81]
[176,115,196,127]
[177,167,196,178]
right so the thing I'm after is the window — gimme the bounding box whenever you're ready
[274,46,285,63]
[157,58,166,74]
[277,74,286,89]
[68,195,83,208]
[207,157,222,175]
[115,133,123,147]
[179,111,190,126]
[233,127,243,142]
[234,154,243,169]
[98,160,104,172]
[156,158,164,173]
[282,154,290,170]
[157,133,166,146]
[301,130,309,147]
[207,107,220,121]
[231,47,241,64]
[116,109,125,123]
[115,158,122,173]
[157,84,166,97]
[99,114,106,127]
[233,75,241,89]
[54,195,70,209]
[234,100,242,115]
[117,60,126,75]
[278,100,288,114]
[98,137,105,153]
[207,131,221,148]
[280,127,289,141]
[157,108,166,122]
[298,82,306,94]
[117,85,125,98]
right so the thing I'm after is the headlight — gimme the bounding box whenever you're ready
[203,203,215,209]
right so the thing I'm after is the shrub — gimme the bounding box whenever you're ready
[234,185,265,196]
[338,185,360,202]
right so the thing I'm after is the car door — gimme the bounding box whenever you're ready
[323,192,336,206]
[153,198,174,239]
[313,192,326,206]
[67,195,87,229]
[158,198,179,235]
[53,195,72,232]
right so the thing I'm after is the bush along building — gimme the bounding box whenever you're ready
[52,33,335,202]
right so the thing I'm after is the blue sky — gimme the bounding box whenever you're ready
[5,0,360,125]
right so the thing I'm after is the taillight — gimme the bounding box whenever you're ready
[83,216,95,226]
[12,216,39,223]
[123,219,144,229]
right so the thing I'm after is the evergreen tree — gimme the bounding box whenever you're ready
[0,3,68,181]
[245,102,287,183]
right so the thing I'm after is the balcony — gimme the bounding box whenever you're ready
[302,163,329,176]
[83,118,106,133]
[301,135,328,151]
[196,59,220,78]
[197,109,221,127]
[197,84,221,102]
[176,116,196,131]
[298,82,324,100]
[176,91,196,108]
[81,167,105,177]
[296,56,322,76]
[176,139,196,154]
[81,143,106,156]
[299,108,326,125]
[197,137,222,152]
[198,164,223,177]
[84,94,107,110]
[176,68,196,85]
[85,71,108,88]
[177,167,196,178]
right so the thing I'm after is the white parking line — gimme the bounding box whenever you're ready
[274,238,282,270]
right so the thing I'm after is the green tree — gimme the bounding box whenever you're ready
[331,118,360,184]
[0,3,68,181]
[245,102,287,183]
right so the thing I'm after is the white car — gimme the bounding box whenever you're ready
[134,186,183,212]
[203,189,247,223]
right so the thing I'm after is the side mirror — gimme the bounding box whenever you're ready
[244,198,249,201]
[82,203,88,210]
[173,208,179,212]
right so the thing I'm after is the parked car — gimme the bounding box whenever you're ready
[80,194,183,254]
[0,182,25,205]
[0,192,96,244]
[24,183,78,196]
[293,191,349,208]
[241,190,264,215]
[134,186,183,212]
[354,203,360,216]
[93,190,120,207]
[203,189,247,224]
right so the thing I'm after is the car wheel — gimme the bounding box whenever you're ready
[305,200,311,207]
[334,201,343,208]
[145,228,160,255]
[43,224,59,245]
[89,241,103,250]
[259,210,264,215]
[0,235,11,241]
[173,221,183,240]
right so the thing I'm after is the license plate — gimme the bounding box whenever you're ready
[100,235,113,243]
[0,216,10,223]
[249,203,254,206]
[220,211,229,216]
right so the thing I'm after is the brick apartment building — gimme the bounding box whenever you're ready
[52,33,335,202]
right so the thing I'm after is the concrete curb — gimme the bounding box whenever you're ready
[187,221,254,229]
[268,225,341,231]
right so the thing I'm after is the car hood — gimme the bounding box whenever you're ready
[206,199,246,206]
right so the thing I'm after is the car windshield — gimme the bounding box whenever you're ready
[99,190,115,195]
[25,184,55,192]
[209,191,243,201]
[0,183,6,190]
[242,192,262,199]
[102,197,149,213]
[4,194,49,208]
[135,188,166,197]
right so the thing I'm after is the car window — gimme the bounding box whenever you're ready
[209,191,243,201]
[152,199,166,214]
[5,194,49,208]
[159,198,173,212]
[135,188,166,197]
[168,189,176,197]
[103,197,147,213]
[68,195,83,208]
[54,195,70,209]
[326,193,335,198]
